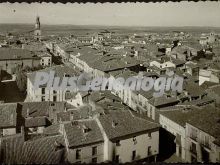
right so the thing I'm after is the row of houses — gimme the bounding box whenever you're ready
[159,105,220,163]
[0,99,160,164]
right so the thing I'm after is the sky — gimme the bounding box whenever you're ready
[0,2,220,27]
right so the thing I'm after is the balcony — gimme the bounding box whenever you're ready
[201,141,211,150]
[190,146,197,155]
[190,134,198,142]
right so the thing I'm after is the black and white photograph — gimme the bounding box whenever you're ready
[0,1,220,164]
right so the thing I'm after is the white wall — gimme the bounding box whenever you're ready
[67,143,104,163]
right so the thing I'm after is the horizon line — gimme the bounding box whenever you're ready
[0,23,220,29]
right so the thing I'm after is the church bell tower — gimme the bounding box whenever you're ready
[34,15,42,41]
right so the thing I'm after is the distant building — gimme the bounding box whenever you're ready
[0,48,41,74]
[185,107,220,163]
[26,65,83,104]
[34,16,41,41]
[22,42,52,67]
[160,105,220,163]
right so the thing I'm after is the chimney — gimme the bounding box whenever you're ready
[26,108,30,118]
[21,126,27,141]
[70,112,74,121]
[82,125,90,133]
[112,120,118,128]
[59,123,64,135]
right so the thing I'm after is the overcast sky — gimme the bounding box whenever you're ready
[0,2,220,27]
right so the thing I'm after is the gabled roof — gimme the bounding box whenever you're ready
[98,110,160,141]
[0,103,17,128]
[27,65,82,85]
[186,106,220,139]
[64,119,104,148]
[20,101,65,118]
[2,134,65,164]
[0,48,40,60]
[25,116,50,128]
[149,95,179,107]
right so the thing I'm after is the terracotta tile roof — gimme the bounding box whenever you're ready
[160,105,220,139]
[25,116,50,128]
[183,82,205,97]
[3,135,65,164]
[27,65,82,85]
[43,123,60,136]
[186,106,220,139]
[0,48,40,60]
[64,119,104,148]
[57,109,81,122]
[149,95,179,107]
[98,110,160,141]
[0,103,17,128]
[160,106,199,127]
[20,101,65,118]
[22,42,47,52]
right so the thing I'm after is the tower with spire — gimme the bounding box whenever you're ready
[34,15,41,41]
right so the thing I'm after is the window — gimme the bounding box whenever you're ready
[41,96,45,101]
[92,157,97,163]
[65,90,71,100]
[148,146,152,156]
[76,149,81,159]
[42,88,45,94]
[53,96,57,102]
[148,132,152,139]
[204,135,210,147]
[115,155,119,163]
[133,136,137,145]
[191,155,197,162]
[53,90,57,94]
[190,142,197,154]
[132,150,136,160]
[116,140,120,146]
[64,73,70,77]
[0,129,3,136]
[92,146,97,156]
[190,128,198,141]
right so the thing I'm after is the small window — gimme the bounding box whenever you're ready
[116,140,120,146]
[64,73,70,77]
[76,149,81,160]
[133,136,137,145]
[148,132,152,138]
[41,96,45,102]
[132,150,136,160]
[92,157,97,163]
[42,88,45,94]
[148,146,152,156]
[53,96,57,102]
[92,146,97,156]
[115,155,119,163]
